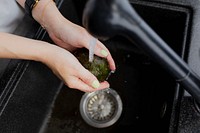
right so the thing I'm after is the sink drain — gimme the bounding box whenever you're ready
[79,88,122,128]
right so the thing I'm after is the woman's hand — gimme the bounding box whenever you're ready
[16,0,116,92]
[43,45,110,92]
[47,19,116,71]
[30,0,116,71]
[0,32,110,92]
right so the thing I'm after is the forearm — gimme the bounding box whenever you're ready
[16,0,66,32]
[0,32,56,63]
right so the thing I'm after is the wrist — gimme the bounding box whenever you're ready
[38,43,64,66]
[32,0,63,30]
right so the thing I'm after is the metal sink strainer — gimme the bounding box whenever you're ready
[79,88,123,128]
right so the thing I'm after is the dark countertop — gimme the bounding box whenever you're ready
[0,1,64,133]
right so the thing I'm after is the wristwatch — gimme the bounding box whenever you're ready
[25,0,40,16]
[25,0,56,17]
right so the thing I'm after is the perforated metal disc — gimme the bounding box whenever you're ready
[80,88,122,128]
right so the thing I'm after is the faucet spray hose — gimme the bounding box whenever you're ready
[82,0,200,104]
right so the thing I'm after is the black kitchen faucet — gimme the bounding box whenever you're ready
[82,0,200,104]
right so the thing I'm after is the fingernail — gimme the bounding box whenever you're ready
[101,50,108,57]
[92,80,100,89]
[111,70,115,73]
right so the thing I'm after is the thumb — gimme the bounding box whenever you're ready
[78,68,101,89]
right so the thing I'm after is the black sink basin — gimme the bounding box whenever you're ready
[2,0,200,133]
[41,1,191,133]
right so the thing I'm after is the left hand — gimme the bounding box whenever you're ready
[46,18,116,71]
[30,0,116,71]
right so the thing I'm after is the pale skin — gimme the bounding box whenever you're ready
[0,0,116,92]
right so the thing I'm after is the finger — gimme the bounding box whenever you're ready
[78,68,111,90]
[85,37,116,70]
[67,77,97,92]
[95,40,116,71]
[87,38,109,58]
[67,77,109,92]
[99,81,110,89]
[78,68,101,89]
[106,53,116,71]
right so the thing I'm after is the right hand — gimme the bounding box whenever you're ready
[43,45,110,92]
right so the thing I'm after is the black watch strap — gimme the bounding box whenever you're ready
[25,0,39,16]
[25,0,56,17]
